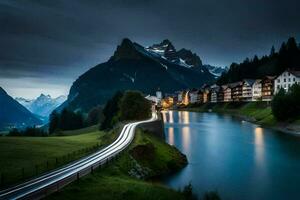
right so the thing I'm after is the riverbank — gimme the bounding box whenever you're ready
[178,102,300,135]
[47,129,188,200]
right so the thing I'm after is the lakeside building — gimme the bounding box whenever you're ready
[202,85,211,103]
[176,91,184,104]
[217,86,225,102]
[274,70,300,93]
[189,89,200,104]
[164,70,300,107]
[231,82,243,102]
[223,85,232,102]
[182,90,190,105]
[252,79,262,101]
[262,76,276,101]
[242,79,256,102]
[210,84,220,103]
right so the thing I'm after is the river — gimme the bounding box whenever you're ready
[162,111,300,200]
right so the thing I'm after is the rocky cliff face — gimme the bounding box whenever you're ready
[64,38,215,112]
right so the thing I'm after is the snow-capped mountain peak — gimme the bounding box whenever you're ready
[16,94,66,118]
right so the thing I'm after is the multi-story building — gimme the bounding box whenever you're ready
[223,85,232,102]
[262,76,276,101]
[189,89,199,104]
[201,85,211,103]
[217,86,225,102]
[210,84,220,103]
[231,82,243,102]
[156,89,162,102]
[242,79,255,101]
[252,79,262,101]
[176,91,184,104]
[182,90,190,105]
[274,69,300,93]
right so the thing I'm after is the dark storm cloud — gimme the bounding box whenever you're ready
[1,0,300,97]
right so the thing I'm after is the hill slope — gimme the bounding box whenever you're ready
[65,38,215,111]
[0,87,42,130]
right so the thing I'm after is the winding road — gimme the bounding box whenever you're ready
[0,112,158,200]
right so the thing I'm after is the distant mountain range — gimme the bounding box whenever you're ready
[0,87,42,131]
[204,64,228,78]
[16,94,66,118]
[62,38,217,112]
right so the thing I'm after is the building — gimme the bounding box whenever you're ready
[182,90,190,105]
[242,79,255,101]
[145,95,159,105]
[201,85,211,103]
[223,85,232,102]
[262,76,276,101]
[189,89,200,104]
[156,89,162,102]
[274,69,300,93]
[231,82,243,102]
[217,86,225,102]
[252,79,262,101]
[176,91,184,104]
[210,84,220,103]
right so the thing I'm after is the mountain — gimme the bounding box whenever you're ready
[0,87,42,130]
[204,64,228,78]
[16,94,66,118]
[64,38,215,112]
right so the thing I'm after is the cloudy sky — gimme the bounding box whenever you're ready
[1,0,300,98]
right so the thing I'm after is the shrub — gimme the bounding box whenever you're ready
[271,84,300,121]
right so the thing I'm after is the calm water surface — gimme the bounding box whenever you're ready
[162,111,300,200]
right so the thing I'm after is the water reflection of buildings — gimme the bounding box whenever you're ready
[182,126,191,152]
[169,111,174,123]
[168,127,174,145]
[254,127,265,167]
[178,111,190,124]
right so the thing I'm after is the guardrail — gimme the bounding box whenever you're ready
[0,112,157,200]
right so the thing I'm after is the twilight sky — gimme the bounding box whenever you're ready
[1,0,300,98]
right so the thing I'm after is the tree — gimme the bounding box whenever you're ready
[87,106,103,126]
[100,91,123,130]
[271,84,300,121]
[271,88,287,120]
[119,91,151,121]
[270,46,276,56]
[49,110,60,134]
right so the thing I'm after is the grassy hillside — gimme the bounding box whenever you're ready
[0,125,119,188]
[47,129,188,200]
[184,102,276,125]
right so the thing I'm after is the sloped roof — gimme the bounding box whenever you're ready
[243,79,256,86]
[289,70,300,77]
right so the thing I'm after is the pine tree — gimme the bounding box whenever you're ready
[49,110,60,134]
[270,46,276,56]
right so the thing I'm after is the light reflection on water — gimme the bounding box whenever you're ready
[161,110,300,200]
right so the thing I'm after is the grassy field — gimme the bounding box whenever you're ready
[0,125,119,188]
[47,129,188,200]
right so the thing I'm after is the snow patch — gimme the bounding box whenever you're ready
[123,73,135,83]
[160,63,168,70]
[179,58,193,68]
